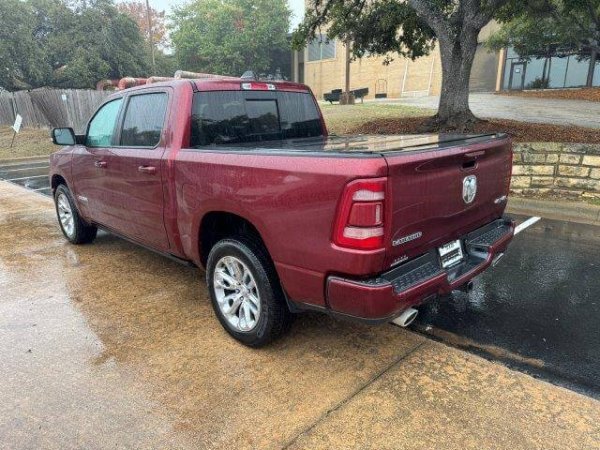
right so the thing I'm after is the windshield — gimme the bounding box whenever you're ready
[190,90,323,146]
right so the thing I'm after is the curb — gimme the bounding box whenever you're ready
[0,155,50,165]
[507,197,600,226]
[0,179,52,201]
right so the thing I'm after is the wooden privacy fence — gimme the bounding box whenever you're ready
[0,89,110,133]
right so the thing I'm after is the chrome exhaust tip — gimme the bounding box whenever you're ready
[454,280,474,296]
[391,308,419,328]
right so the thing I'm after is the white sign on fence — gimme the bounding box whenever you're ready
[12,114,22,133]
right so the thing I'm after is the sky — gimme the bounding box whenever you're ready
[143,0,305,30]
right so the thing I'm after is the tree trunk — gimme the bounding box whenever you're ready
[542,55,549,85]
[587,47,598,88]
[425,29,480,132]
[407,0,504,131]
[340,40,355,104]
[145,0,156,73]
[344,41,351,94]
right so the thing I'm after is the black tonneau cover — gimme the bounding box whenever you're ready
[194,133,507,155]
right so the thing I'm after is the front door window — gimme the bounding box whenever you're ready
[86,98,123,147]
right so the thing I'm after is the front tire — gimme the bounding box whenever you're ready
[206,238,293,347]
[54,184,97,244]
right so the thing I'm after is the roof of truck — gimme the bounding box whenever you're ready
[111,77,312,95]
[192,78,311,93]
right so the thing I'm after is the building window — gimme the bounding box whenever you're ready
[307,34,336,61]
[503,46,597,90]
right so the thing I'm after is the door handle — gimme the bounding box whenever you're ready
[94,160,107,168]
[138,165,157,175]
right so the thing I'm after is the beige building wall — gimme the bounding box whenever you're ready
[298,19,502,100]
[304,40,443,100]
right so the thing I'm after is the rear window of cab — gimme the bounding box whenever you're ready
[190,91,323,147]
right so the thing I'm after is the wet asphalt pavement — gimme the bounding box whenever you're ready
[4,181,599,449]
[0,159,51,196]
[2,159,599,400]
[415,216,600,399]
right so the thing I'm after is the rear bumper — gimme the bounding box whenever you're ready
[326,217,515,323]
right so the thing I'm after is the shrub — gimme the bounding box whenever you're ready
[526,77,550,90]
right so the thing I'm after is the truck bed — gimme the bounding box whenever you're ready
[191,132,513,272]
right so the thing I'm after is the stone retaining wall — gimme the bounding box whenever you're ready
[511,143,600,199]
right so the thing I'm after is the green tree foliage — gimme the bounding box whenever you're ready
[169,0,291,77]
[0,0,150,90]
[55,0,150,88]
[153,52,178,78]
[293,1,513,131]
[488,0,600,86]
[0,0,50,90]
[292,0,435,62]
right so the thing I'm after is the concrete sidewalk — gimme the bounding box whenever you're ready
[382,93,600,129]
[1,181,599,449]
[508,196,600,226]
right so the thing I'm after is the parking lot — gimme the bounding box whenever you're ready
[390,93,600,129]
[3,158,599,397]
[1,166,599,448]
[0,158,52,196]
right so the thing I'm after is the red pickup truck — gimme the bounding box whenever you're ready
[49,78,514,346]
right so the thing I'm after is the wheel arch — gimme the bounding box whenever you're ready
[197,211,271,268]
[51,174,67,192]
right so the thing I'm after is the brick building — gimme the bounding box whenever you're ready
[291,22,502,100]
[291,13,600,100]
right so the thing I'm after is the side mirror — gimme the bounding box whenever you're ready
[52,127,76,146]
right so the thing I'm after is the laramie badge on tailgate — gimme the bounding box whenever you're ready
[393,232,422,247]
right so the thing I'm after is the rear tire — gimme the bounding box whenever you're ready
[206,237,293,347]
[54,184,97,245]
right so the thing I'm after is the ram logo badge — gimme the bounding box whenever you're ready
[463,175,477,204]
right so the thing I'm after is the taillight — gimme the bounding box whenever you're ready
[333,178,387,250]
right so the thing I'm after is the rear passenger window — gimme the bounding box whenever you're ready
[120,93,168,147]
[190,91,322,147]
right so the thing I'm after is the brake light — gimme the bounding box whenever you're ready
[333,178,387,250]
[241,82,276,91]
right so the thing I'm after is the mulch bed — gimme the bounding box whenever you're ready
[351,117,600,143]
[498,87,600,103]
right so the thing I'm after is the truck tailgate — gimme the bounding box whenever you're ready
[383,135,512,269]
